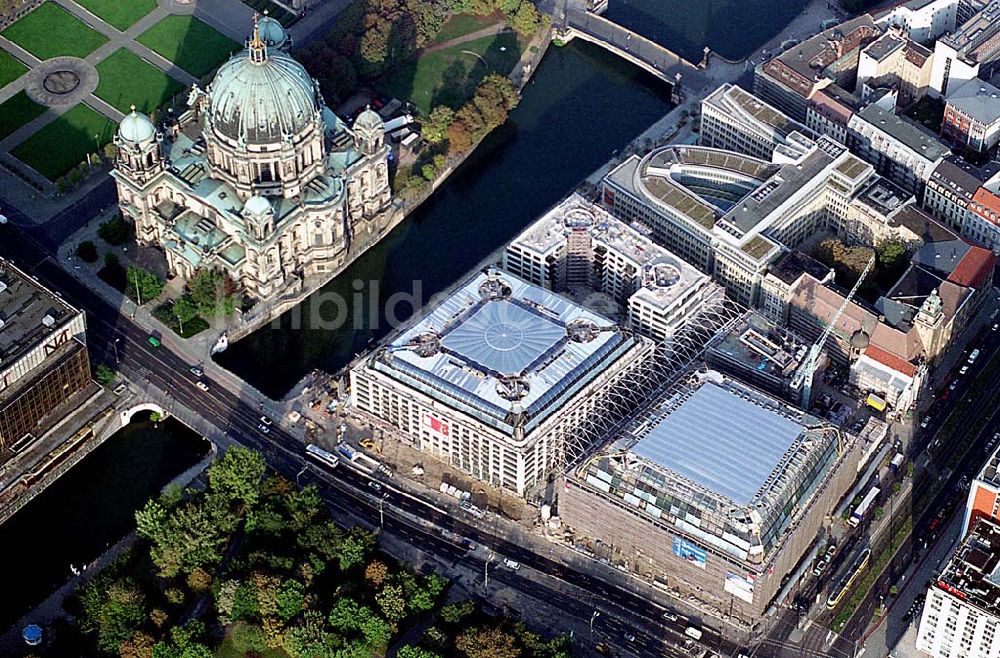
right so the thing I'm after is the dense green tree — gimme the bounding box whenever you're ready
[397,647,442,658]
[376,583,408,622]
[79,576,147,654]
[327,597,363,633]
[276,578,306,622]
[208,446,266,510]
[230,623,267,655]
[508,1,542,35]
[98,214,133,246]
[95,363,116,386]
[126,267,164,305]
[456,626,521,658]
[359,613,393,647]
[77,240,98,262]
[336,526,376,571]
[187,269,236,318]
[147,501,227,578]
[420,105,455,144]
[171,296,197,334]
[282,610,338,658]
[439,599,475,624]
[135,498,167,542]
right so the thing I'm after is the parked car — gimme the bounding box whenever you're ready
[960,365,969,375]
[503,558,520,570]
[195,381,209,392]
[189,365,203,377]
[662,610,679,622]
[368,481,383,492]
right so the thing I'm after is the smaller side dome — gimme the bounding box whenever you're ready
[244,194,272,217]
[354,106,384,133]
[256,15,288,49]
[118,106,155,144]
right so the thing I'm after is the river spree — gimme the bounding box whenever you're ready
[0,415,207,631]
[218,41,675,398]
[605,0,811,62]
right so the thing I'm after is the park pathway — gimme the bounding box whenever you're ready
[421,22,509,55]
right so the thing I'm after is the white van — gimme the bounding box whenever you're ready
[684,626,703,640]
[503,558,520,570]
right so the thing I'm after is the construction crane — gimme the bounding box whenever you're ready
[790,253,876,409]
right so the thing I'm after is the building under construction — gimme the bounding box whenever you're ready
[349,268,656,497]
[559,367,866,623]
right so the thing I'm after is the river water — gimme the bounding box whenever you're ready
[218,41,675,397]
[219,1,810,398]
[0,415,207,631]
[604,0,811,62]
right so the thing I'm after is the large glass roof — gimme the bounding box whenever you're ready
[631,383,803,505]
[441,301,565,375]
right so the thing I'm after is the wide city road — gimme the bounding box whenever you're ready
[0,197,737,658]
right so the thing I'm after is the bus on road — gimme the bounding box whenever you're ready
[306,444,340,470]
[850,486,880,527]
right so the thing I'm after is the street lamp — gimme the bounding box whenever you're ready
[295,464,308,487]
[378,492,389,530]
[113,337,120,364]
[590,610,600,635]
[484,552,493,591]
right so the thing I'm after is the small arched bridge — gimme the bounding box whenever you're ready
[121,402,167,424]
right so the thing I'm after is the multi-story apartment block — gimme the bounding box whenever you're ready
[875,0,959,44]
[699,83,816,161]
[923,156,987,229]
[806,86,859,144]
[754,15,880,121]
[503,195,720,343]
[917,518,1000,658]
[965,187,1000,249]
[848,103,949,195]
[964,448,1000,536]
[941,79,1000,153]
[928,0,1000,97]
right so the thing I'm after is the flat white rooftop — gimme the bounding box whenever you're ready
[374,269,645,430]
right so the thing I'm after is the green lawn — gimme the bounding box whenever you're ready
[0,91,46,141]
[137,15,238,78]
[377,31,523,114]
[433,13,500,43]
[95,49,185,114]
[0,49,28,88]
[12,103,116,180]
[74,0,157,31]
[1,2,108,60]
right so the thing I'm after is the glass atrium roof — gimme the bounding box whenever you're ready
[631,383,803,505]
[440,300,565,375]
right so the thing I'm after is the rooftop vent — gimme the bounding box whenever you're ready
[496,375,530,401]
[42,314,55,328]
[0,281,6,294]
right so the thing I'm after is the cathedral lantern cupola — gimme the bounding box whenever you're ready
[243,194,275,240]
[113,106,163,181]
[353,106,385,156]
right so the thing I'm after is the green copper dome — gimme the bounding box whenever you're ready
[206,33,321,145]
[118,108,155,144]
